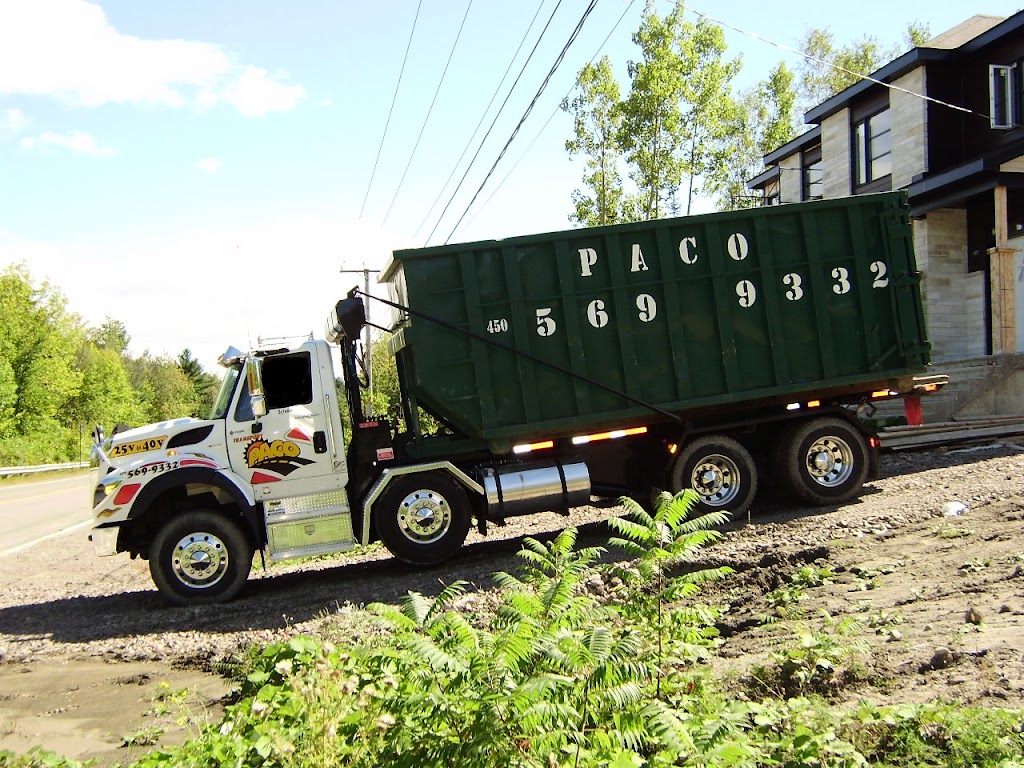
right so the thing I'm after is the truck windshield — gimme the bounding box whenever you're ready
[209,365,242,420]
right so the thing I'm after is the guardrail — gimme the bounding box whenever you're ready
[0,461,89,478]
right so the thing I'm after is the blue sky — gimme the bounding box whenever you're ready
[1,0,1021,371]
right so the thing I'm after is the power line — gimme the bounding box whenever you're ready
[424,0,568,246]
[412,0,550,241]
[359,0,424,219]
[684,4,983,122]
[463,0,640,230]
[444,0,600,244]
[383,0,475,226]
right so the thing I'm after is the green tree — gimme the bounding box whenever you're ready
[675,15,742,214]
[130,353,202,422]
[759,62,799,155]
[0,356,16,439]
[0,264,82,433]
[562,56,631,227]
[905,21,931,48]
[0,264,84,462]
[76,344,146,431]
[618,4,742,218]
[798,23,930,109]
[177,348,219,417]
[618,3,689,220]
[710,62,798,210]
[88,317,130,354]
[367,333,401,425]
[360,332,441,436]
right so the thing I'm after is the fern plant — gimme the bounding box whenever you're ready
[493,528,609,629]
[608,491,734,692]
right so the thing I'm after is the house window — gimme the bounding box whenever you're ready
[853,109,891,189]
[802,143,823,201]
[990,64,1017,129]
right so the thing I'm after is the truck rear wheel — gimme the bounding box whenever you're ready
[777,417,868,505]
[670,436,757,516]
[375,471,471,565]
[149,510,253,606]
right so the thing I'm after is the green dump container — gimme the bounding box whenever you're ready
[382,192,929,445]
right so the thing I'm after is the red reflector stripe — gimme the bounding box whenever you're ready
[113,483,141,505]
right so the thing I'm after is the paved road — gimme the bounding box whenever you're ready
[0,472,93,557]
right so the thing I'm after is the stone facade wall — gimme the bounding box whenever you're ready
[913,208,986,361]
[778,150,803,204]
[890,67,928,189]
[820,108,851,198]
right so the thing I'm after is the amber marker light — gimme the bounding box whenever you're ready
[572,426,648,445]
[513,440,555,454]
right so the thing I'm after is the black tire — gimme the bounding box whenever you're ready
[149,510,254,606]
[670,435,757,516]
[375,471,471,565]
[777,417,869,506]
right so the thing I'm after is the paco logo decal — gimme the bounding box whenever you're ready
[245,438,313,476]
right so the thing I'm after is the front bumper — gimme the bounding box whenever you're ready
[89,525,119,557]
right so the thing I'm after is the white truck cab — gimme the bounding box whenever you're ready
[90,340,359,604]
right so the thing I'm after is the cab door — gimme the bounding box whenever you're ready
[227,347,345,500]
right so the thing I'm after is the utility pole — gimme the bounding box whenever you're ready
[340,267,381,416]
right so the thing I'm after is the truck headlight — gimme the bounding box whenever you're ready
[94,479,121,507]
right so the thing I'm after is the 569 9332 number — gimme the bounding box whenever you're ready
[126,461,180,479]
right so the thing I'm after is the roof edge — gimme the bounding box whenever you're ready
[762,125,821,165]
[804,48,948,125]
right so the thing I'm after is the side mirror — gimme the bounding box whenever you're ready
[245,358,267,418]
[250,394,267,419]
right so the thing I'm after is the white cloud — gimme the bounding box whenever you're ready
[4,108,27,134]
[218,67,304,117]
[0,0,304,116]
[20,130,116,156]
[196,157,223,174]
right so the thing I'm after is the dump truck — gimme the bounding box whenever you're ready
[90,191,941,605]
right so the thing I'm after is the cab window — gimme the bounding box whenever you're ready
[234,378,255,422]
[263,352,314,410]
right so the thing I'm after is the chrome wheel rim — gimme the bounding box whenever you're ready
[805,436,854,488]
[397,489,452,544]
[690,454,741,506]
[172,531,228,589]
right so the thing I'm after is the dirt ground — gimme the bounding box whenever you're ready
[0,661,229,765]
[1,444,1023,766]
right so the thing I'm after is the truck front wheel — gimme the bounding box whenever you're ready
[375,471,471,565]
[670,436,757,516]
[149,510,254,606]
[777,417,869,505]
